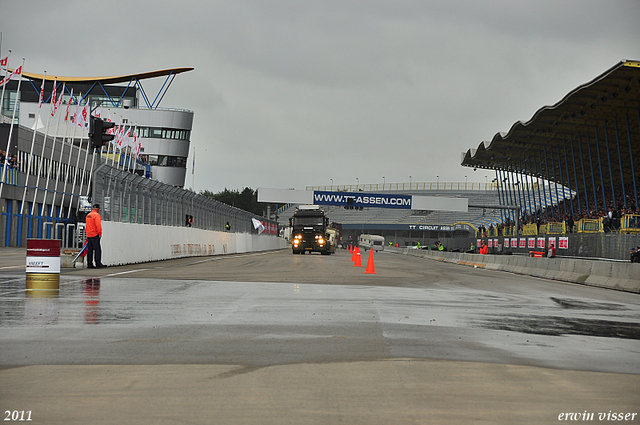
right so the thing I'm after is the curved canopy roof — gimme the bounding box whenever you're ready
[461,60,640,193]
[18,67,194,84]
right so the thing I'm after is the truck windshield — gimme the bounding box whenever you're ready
[293,217,324,226]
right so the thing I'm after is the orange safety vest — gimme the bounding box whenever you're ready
[86,210,102,238]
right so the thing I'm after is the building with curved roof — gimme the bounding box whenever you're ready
[2,67,194,187]
[461,60,640,220]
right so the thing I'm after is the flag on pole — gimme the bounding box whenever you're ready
[92,106,102,118]
[72,240,89,263]
[0,56,8,68]
[0,65,22,87]
[252,218,266,234]
[65,93,74,121]
[51,85,64,118]
[38,76,45,109]
[132,130,141,158]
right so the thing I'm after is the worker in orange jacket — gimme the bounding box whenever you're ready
[480,241,489,255]
[85,204,106,268]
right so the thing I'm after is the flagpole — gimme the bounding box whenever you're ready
[45,87,73,215]
[0,50,11,119]
[79,106,96,200]
[19,72,47,214]
[33,79,55,215]
[132,123,138,176]
[0,57,24,202]
[43,82,66,218]
[66,105,90,218]
[58,93,82,216]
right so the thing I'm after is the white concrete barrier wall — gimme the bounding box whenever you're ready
[388,248,640,294]
[101,222,287,266]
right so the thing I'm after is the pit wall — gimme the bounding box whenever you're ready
[389,248,640,294]
[100,222,287,266]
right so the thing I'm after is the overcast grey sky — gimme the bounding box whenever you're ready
[2,0,639,193]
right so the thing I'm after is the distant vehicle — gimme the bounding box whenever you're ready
[289,205,333,255]
[358,234,385,252]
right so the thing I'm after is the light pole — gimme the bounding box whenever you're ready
[465,175,468,189]
[436,175,439,189]
[383,176,385,188]
[356,178,359,189]
[330,178,333,189]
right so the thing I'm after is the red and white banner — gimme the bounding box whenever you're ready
[0,65,22,87]
[0,56,8,67]
[558,237,569,249]
[38,77,45,109]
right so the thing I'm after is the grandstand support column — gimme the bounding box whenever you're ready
[517,170,525,219]
[536,152,548,221]
[569,136,581,216]
[563,138,575,217]
[586,131,600,213]
[495,170,504,223]
[544,146,558,220]
[555,145,567,217]
[540,150,551,220]
[522,158,536,220]
[603,120,617,211]
[576,133,589,215]
[594,125,608,211]
[549,146,561,219]
[614,116,627,209]
[627,112,638,209]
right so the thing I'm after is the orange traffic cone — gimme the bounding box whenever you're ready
[353,247,362,267]
[364,249,376,274]
[351,245,356,262]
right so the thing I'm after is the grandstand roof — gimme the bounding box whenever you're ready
[18,67,194,85]
[461,60,640,190]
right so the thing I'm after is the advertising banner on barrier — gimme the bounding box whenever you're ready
[559,237,569,249]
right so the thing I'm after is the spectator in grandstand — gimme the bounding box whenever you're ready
[565,214,574,233]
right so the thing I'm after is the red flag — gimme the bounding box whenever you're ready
[51,87,64,118]
[0,66,23,88]
[38,78,45,109]
[0,56,8,67]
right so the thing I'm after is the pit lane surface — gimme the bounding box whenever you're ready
[1,248,639,424]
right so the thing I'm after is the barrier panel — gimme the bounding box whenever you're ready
[546,222,566,235]
[621,215,640,234]
[26,239,61,291]
[577,219,603,233]
[522,224,538,235]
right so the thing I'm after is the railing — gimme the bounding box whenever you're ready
[307,182,513,192]
[92,163,278,234]
[577,218,604,233]
[0,166,19,185]
[522,224,538,235]
[546,222,566,235]
[620,215,640,234]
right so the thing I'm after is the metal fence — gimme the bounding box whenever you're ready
[92,163,277,234]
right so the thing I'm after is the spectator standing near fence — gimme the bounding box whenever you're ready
[86,204,106,269]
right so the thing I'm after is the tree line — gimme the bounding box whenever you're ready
[200,187,278,217]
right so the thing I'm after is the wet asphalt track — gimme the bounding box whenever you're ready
[1,248,639,424]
